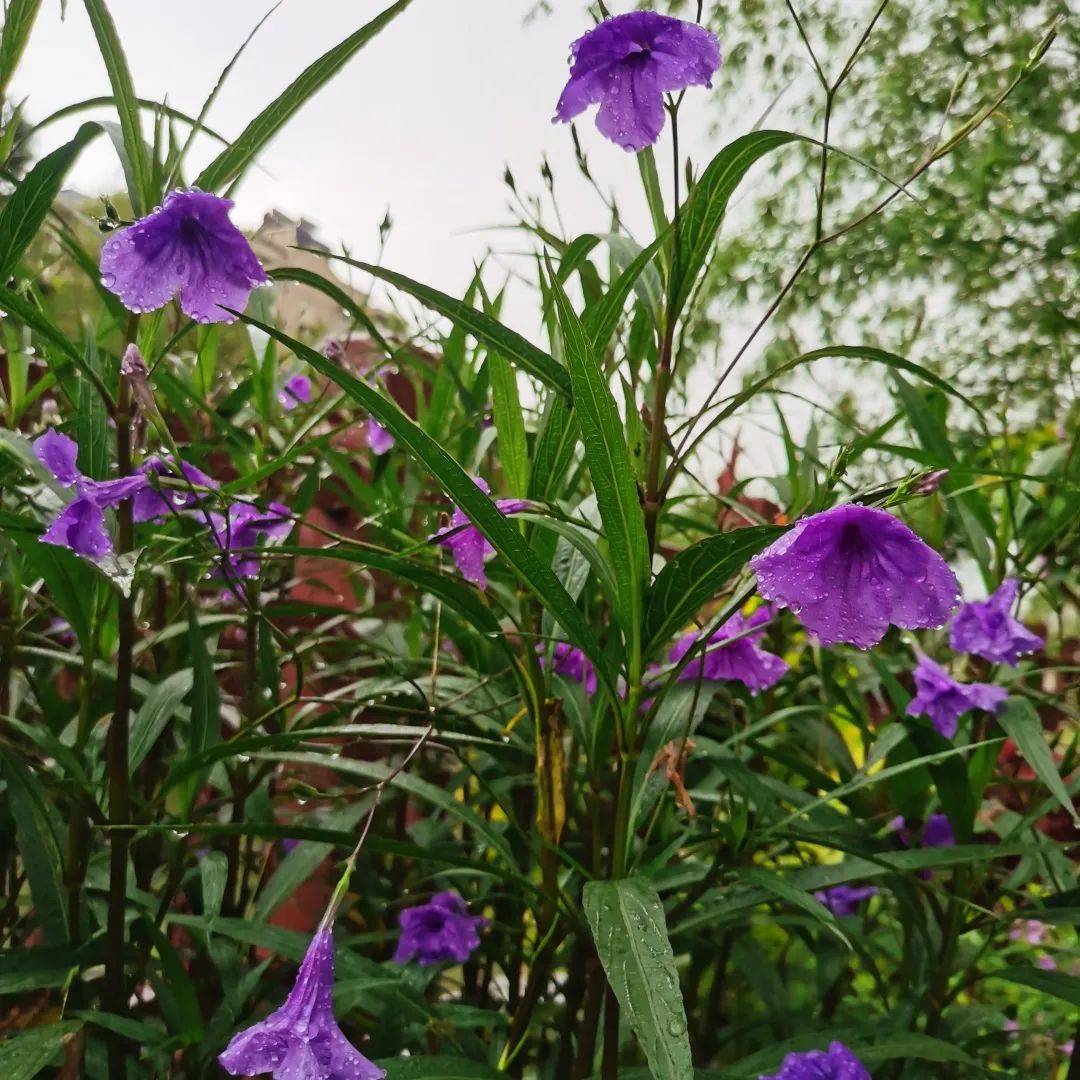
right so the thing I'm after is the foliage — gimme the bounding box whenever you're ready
[0,3,1077,1080]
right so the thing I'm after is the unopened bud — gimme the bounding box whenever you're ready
[120,343,160,422]
[914,468,949,494]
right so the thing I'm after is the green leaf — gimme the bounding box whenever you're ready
[0,1021,82,1077]
[234,314,611,693]
[375,1058,503,1079]
[129,668,193,770]
[488,351,528,497]
[81,0,152,214]
[582,233,666,353]
[317,255,572,400]
[671,131,800,318]
[548,269,647,646]
[0,0,43,100]
[739,867,851,948]
[0,750,68,945]
[528,393,578,503]
[645,527,782,650]
[990,965,1080,1007]
[195,0,413,192]
[74,336,110,480]
[0,122,101,279]
[583,878,692,1080]
[179,608,219,812]
[997,696,1080,827]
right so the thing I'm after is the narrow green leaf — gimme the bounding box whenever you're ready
[195,0,413,191]
[0,749,68,945]
[234,314,611,693]
[129,669,193,771]
[991,965,1080,1006]
[738,868,850,947]
[0,1021,81,1076]
[316,255,572,400]
[549,269,647,645]
[179,608,219,812]
[581,232,666,353]
[645,527,782,650]
[671,130,800,318]
[0,0,43,100]
[375,1058,503,1079]
[81,0,152,214]
[528,393,578,503]
[488,351,528,497]
[584,878,692,1080]
[998,697,1080,826]
[0,122,100,279]
[199,850,228,920]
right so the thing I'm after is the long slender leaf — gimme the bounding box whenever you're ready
[0,1021,82,1076]
[584,877,693,1080]
[82,0,152,214]
[195,0,413,192]
[0,0,42,100]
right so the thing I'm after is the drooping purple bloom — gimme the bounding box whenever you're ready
[949,578,1044,666]
[749,505,960,650]
[813,885,878,918]
[759,1041,870,1080]
[433,478,528,589]
[219,928,384,1080]
[34,431,151,559]
[541,642,597,694]
[366,416,394,456]
[669,606,787,694]
[100,189,268,324]
[279,374,313,410]
[393,891,486,967]
[905,654,1007,738]
[554,12,721,152]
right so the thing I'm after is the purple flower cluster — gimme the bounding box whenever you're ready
[669,606,787,694]
[555,12,721,151]
[750,505,960,650]
[433,478,528,589]
[814,885,877,918]
[393,891,486,966]
[34,429,290,577]
[905,654,1006,738]
[950,578,1043,665]
[219,929,384,1079]
[759,1041,870,1080]
[100,190,268,324]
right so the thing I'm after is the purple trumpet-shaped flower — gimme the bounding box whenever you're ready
[949,578,1043,666]
[892,812,955,878]
[100,189,268,324]
[759,1041,870,1080]
[669,606,787,694]
[554,11,721,152]
[813,885,878,918]
[279,374,313,410]
[905,654,1006,739]
[131,456,220,523]
[541,642,597,694]
[210,501,293,579]
[433,478,528,589]
[34,430,150,559]
[365,416,394,456]
[219,928,384,1080]
[749,504,960,650]
[393,891,486,966]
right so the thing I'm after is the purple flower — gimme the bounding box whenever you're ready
[905,654,1007,739]
[892,813,955,878]
[749,505,960,650]
[433,478,528,589]
[279,374,313,410]
[394,892,486,966]
[1010,919,1047,945]
[131,456,219,523]
[669,607,787,694]
[100,190,268,324]
[554,12,721,152]
[219,928,384,1079]
[759,1041,870,1080]
[210,501,293,579]
[1036,954,1057,971]
[813,885,878,918]
[541,642,597,694]
[366,416,394,456]
[34,431,150,559]
[949,578,1043,666]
